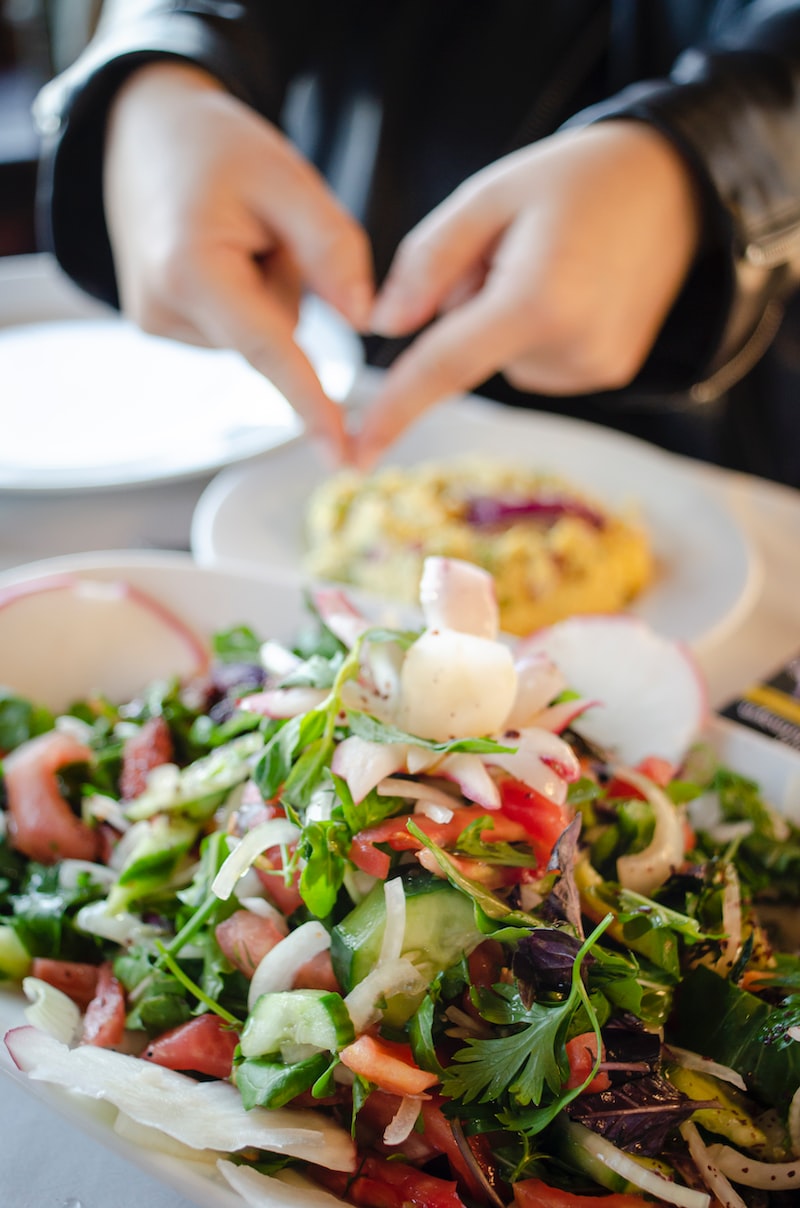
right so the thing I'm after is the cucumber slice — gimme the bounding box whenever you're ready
[0,924,31,981]
[331,867,482,1026]
[241,988,355,1059]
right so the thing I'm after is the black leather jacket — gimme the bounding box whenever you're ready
[34,0,800,483]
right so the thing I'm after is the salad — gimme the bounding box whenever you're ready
[1,556,799,1208]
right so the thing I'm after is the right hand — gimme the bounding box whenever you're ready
[104,62,374,461]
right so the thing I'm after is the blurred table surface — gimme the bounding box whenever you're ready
[1,367,800,1207]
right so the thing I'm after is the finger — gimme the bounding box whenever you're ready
[354,286,530,467]
[189,249,348,463]
[247,139,375,331]
[370,183,506,337]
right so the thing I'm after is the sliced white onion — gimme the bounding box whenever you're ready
[418,557,499,640]
[505,651,567,729]
[377,777,458,810]
[706,1142,800,1189]
[84,792,130,832]
[238,687,329,719]
[238,896,290,935]
[218,1159,347,1207]
[55,714,95,744]
[663,1045,748,1092]
[414,799,455,824]
[259,639,302,679]
[383,1095,424,1146]
[5,1026,354,1170]
[714,865,743,976]
[789,1083,800,1157]
[398,628,517,743]
[75,900,161,945]
[57,859,116,891]
[108,819,153,872]
[569,1121,710,1208]
[332,736,409,804]
[344,958,426,1033]
[436,752,501,810]
[212,819,301,901]
[680,1121,747,1208]
[248,921,331,1010]
[378,877,407,966]
[614,765,685,897]
[405,746,441,774]
[21,977,82,1046]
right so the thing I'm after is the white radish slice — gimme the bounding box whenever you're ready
[419,557,499,639]
[311,586,370,648]
[519,615,707,766]
[4,1026,355,1170]
[435,752,501,810]
[527,698,596,734]
[398,629,517,742]
[0,574,208,711]
[238,687,329,718]
[331,736,409,803]
[505,651,568,728]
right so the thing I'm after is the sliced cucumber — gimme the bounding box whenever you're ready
[331,866,482,1026]
[106,815,198,912]
[0,924,31,981]
[241,988,355,1059]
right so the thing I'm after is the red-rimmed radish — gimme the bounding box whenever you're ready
[519,615,706,766]
[311,586,369,648]
[0,574,208,712]
[332,736,410,803]
[419,557,499,640]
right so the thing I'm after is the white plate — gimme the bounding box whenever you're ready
[0,551,798,1208]
[191,392,760,652]
[0,254,362,492]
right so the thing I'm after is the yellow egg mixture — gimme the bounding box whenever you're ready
[304,457,654,635]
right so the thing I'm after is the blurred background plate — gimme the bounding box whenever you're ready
[0,254,362,492]
[191,390,761,653]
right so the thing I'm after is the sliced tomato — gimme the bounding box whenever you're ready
[214,908,285,978]
[315,1155,467,1208]
[339,1035,439,1097]
[513,1178,651,1208]
[420,1097,500,1204]
[4,729,99,864]
[349,808,530,879]
[605,756,674,799]
[81,961,126,1048]
[564,1032,611,1093]
[467,940,505,989]
[143,1013,239,1079]
[495,775,571,864]
[119,715,174,800]
[292,948,341,993]
[255,845,304,914]
[30,958,99,1010]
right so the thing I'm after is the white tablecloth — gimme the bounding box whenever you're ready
[1,377,800,1207]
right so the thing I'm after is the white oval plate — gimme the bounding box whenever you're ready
[0,550,797,1208]
[0,255,362,493]
[191,391,760,653]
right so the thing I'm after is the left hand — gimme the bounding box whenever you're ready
[353,121,702,466]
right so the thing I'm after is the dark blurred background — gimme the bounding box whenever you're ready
[0,0,100,255]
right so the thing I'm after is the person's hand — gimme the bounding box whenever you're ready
[104,62,374,461]
[355,121,701,466]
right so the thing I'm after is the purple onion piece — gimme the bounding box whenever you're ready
[464,494,606,530]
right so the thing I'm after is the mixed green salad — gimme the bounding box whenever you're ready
[1,557,800,1208]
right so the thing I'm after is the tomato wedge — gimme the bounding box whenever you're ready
[143,1013,239,1079]
[513,1179,651,1208]
[349,808,530,879]
[214,908,285,978]
[81,961,126,1048]
[316,1155,467,1208]
[495,775,571,864]
[564,1032,611,1093]
[30,958,99,1010]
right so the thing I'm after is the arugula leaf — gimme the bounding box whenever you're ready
[456,816,540,869]
[212,625,262,663]
[254,708,327,800]
[346,711,516,755]
[0,691,54,752]
[298,817,350,918]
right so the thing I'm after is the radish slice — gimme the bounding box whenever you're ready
[398,629,517,742]
[0,575,208,711]
[505,652,567,728]
[519,615,706,766]
[419,557,499,640]
[4,1026,355,1170]
[435,753,501,810]
[527,698,597,734]
[332,736,409,803]
[311,586,370,648]
[238,687,329,718]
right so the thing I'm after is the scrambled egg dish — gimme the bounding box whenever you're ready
[304,457,654,635]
